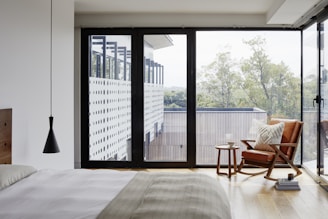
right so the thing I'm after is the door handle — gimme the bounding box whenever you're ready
[313,95,324,107]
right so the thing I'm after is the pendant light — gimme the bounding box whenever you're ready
[43,0,59,153]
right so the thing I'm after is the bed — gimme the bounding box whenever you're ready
[0,165,231,219]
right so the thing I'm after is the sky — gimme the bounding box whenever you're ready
[153,31,301,88]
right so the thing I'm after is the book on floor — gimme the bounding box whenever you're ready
[275,178,300,190]
[277,178,298,185]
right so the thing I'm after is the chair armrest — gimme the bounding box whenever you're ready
[240,139,256,149]
[268,142,298,148]
[241,139,256,142]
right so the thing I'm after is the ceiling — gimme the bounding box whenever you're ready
[74,0,328,27]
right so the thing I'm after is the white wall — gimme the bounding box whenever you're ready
[0,0,74,169]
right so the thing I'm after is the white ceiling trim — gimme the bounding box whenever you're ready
[74,0,328,27]
[267,0,321,25]
[74,0,273,14]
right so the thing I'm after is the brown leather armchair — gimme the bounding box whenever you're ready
[238,119,303,181]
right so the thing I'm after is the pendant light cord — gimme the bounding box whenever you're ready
[50,0,53,116]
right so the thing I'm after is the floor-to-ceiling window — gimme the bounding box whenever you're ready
[302,22,320,177]
[196,31,301,165]
[303,18,328,185]
[143,34,188,162]
[81,28,301,168]
[81,29,194,168]
[319,20,328,182]
[87,34,132,162]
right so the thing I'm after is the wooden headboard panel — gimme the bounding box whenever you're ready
[0,109,12,164]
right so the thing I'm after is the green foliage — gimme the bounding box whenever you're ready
[303,73,317,108]
[164,90,186,108]
[197,51,241,108]
[239,37,300,118]
[195,36,301,118]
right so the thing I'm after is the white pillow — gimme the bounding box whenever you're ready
[254,122,285,152]
[0,164,37,190]
[248,119,266,138]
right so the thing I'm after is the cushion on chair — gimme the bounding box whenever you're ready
[254,122,284,152]
[289,122,302,143]
[269,119,300,157]
[248,119,267,138]
[241,150,285,164]
[269,120,296,143]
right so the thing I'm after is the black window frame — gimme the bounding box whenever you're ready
[81,28,196,168]
[81,27,302,169]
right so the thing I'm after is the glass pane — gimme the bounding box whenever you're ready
[320,21,328,179]
[89,35,132,161]
[302,23,319,174]
[143,35,187,161]
[196,31,301,165]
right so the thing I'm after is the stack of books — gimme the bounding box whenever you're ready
[275,178,300,190]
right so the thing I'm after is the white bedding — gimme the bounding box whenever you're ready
[0,169,136,219]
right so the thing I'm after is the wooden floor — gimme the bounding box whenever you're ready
[131,168,328,219]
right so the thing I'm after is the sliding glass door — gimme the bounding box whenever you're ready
[196,30,301,166]
[88,34,132,162]
[81,29,193,168]
[143,34,187,162]
[320,20,328,180]
[302,23,319,176]
[302,19,328,184]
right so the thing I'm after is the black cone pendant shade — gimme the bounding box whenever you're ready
[43,0,59,153]
[43,116,60,153]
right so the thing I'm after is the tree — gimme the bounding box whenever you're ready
[164,90,186,108]
[240,36,301,118]
[194,35,300,118]
[197,51,240,108]
[165,35,301,119]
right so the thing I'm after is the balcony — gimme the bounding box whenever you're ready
[147,107,267,165]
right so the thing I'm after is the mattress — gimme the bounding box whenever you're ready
[0,165,231,219]
[0,168,136,219]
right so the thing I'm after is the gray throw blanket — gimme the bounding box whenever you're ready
[97,172,231,219]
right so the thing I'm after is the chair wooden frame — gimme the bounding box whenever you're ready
[238,120,303,181]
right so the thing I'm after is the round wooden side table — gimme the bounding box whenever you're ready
[215,145,240,178]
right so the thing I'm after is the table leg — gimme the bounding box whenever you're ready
[216,149,221,175]
[228,149,231,177]
[233,149,237,172]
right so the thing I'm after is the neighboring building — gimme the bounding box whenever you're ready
[89,35,173,161]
